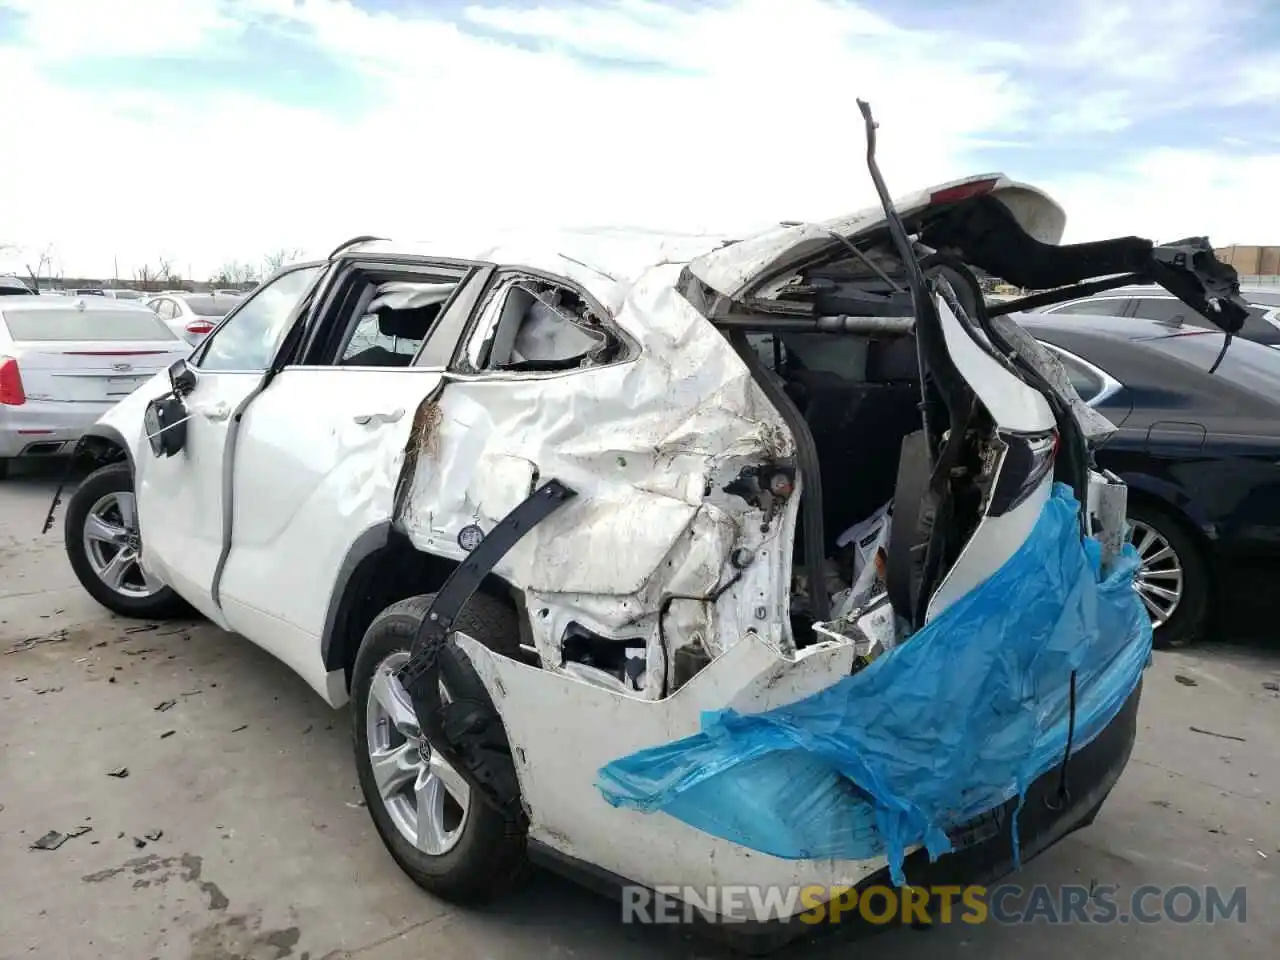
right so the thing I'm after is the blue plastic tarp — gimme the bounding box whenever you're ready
[596,483,1152,885]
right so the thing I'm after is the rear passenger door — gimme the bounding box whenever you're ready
[215,257,489,701]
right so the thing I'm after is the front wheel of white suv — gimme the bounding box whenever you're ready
[351,593,527,904]
[64,462,191,619]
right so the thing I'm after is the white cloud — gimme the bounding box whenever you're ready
[0,0,1276,280]
[2,0,238,59]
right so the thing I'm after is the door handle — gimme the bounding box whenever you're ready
[195,401,231,422]
[353,408,405,426]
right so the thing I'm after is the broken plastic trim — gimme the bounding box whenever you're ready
[398,479,578,816]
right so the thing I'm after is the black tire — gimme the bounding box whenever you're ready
[351,592,527,904]
[0,458,9,480]
[64,462,190,619]
[1127,500,1209,649]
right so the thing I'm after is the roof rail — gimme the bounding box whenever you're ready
[326,235,387,259]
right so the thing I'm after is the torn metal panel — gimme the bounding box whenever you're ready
[395,263,799,693]
[453,629,885,913]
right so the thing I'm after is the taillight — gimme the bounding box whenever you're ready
[929,177,999,206]
[0,356,25,406]
[186,320,215,336]
[988,429,1057,516]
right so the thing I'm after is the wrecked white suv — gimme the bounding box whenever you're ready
[51,110,1249,949]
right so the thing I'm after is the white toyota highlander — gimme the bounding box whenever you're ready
[47,110,1249,950]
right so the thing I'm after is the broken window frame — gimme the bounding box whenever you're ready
[451,266,635,377]
[289,256,490,370]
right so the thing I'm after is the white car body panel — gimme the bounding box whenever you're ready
[133,369,260,627]
[217,366,447,704]
[923,295,1056,618]
[457,629,905,913]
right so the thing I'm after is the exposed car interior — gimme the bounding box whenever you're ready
[337,280,457,367]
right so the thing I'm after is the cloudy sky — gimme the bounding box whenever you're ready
[1,0,1277,281]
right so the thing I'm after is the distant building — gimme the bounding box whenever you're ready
[1215,245,1280,277]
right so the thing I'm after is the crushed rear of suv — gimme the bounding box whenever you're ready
[49,101,1250,952]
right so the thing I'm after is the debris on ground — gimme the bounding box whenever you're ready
[154,699,177,712]
[1174,674,1198,687]
[1189,725,1247,742]
[107,677,117,684]
[159,730,176,739]
[123,624,160,634]
[32,686,63,695]
[122,648,157,657]
[1264,681,1279,692]
[5,629,69,655]
[133,836,147,849]
[144,829,163,842]
[107,766,129,778]
[231,724,248,733]
[30,826,91,851]
[345,800,367,809]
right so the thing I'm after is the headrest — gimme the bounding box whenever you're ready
[377,302,440,340]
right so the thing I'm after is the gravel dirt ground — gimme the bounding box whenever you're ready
[1,460,1277,959]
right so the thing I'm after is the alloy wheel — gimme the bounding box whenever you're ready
[1128,519,1184,628]
[82,492,165,599]
[365,651,471,855]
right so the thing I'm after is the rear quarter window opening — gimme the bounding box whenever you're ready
[471,274,626,373]
[0,307,181,342]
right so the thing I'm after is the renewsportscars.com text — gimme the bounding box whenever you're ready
[622,883,1248,926]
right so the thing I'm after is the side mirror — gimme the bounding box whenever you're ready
[168,358,197,397]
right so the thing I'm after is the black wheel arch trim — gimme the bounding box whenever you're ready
[41,426,135,536]
[320,520,394,672]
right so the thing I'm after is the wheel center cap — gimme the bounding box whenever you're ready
[416,740,431,764]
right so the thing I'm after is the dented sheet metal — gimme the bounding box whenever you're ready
[596,484,1153,885]
[391,259,799,697]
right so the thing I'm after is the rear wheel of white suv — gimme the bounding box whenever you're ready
[351,593,527,904]
[64,462,190,619]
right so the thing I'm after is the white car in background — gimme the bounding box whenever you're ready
[146,292,241,346]
[0,297,190,479]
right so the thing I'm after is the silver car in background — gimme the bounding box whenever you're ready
[0,296,189,479]
[1034,282,1280,347]
[146,292,241,346]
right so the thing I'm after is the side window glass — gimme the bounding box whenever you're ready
[159,300,178,320]
[1131,298,1191,324]
[194,266,321,372]
[336,279,459,367]
[1052,298,1128,317]
[475,277,620,372]
[1050,350,1104,403]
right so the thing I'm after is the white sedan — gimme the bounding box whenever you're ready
[0,296,190,479]
[146,293,240,346]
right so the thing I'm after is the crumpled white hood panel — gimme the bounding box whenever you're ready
[395,263,797,691]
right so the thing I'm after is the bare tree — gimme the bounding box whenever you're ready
[212,259,261,286]
[133,262,158,288]
[25,244,56,292]
[262,247,304,276]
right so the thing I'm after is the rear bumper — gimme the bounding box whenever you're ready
[0,402,108,458]
[530,680,1142,953]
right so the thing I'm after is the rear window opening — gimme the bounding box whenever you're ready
[1,307,180,342]
[739,328,1008,652]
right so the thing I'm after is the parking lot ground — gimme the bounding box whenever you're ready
[2,460,1278,960]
